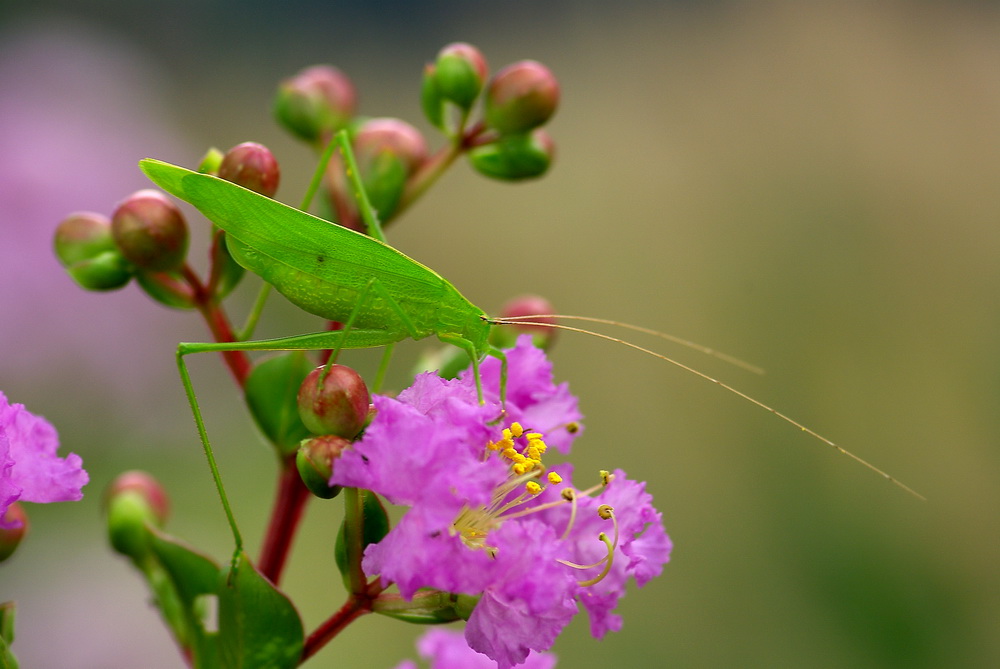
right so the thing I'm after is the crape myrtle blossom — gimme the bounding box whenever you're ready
[0,391,88,529]
[395,628,556,669]
[333,336,671,668]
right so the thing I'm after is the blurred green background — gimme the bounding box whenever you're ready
[2,1,999,667]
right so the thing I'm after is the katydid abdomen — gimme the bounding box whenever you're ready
[142,158,492,357]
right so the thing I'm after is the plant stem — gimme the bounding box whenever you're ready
[182,263,252,387]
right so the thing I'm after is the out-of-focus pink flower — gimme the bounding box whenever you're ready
[0,391,88,529]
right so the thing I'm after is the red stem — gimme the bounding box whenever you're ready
[257,459,311,584]
[301,584,381,662]
[182,264,252,387]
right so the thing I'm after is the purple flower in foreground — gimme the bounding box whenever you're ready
[334,337,671,668]
[395,628,556,669]
[0,392,88,529]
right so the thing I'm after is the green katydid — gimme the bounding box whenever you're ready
[141,133,921,556]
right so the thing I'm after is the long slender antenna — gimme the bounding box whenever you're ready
[499,314,764,374]
[490,317,925,500]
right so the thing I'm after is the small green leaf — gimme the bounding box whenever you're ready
[218,551,303,669]
[421,67,445,130]
[468,132,552,181]
[148,529,223,667]
[335,488,390,589]
[211,232,247,300]
[136,269,196,310]
[0,602,17,669]
[244,352,314,456]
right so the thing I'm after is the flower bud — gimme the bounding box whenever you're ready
[0,504,28,563]
[54,212,133,291]
[489,294,558,349]
[104,471,169,559]
[218,142,281,197]
[296,435,349,499]
[111,190,189,271]
[297,364,371,439]
[198,147,225,174]
[484,60,559,134]
[354,118,428,218]
[433,42,489,109]
[274,65,357,144]
[104,470,170,527]
[468,129,554,181]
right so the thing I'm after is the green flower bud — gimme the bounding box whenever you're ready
[66,250,133,291]
[485,60,559,134]
[111,190,189,271]
[198,147,224,174]
[104,470,170,527]
[434,42,489,109]
[274,65,356,144]
[296,435,349,499]
[54,212,133,291]
[104,471,170,560]
[0,504,28,563]
[489,294,558,349]
[468,129,554,181]
[297,364,371,439]
[354,118,427,219]
[218,142,281,197]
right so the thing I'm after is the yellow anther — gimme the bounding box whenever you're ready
[547,472,563,485]
[502,428,513,441]
[502,447,518,461]
[565,421,580,434]
[526,432,543,440]
[598,504,614,520]
[561,488,576,501]
[513,463,527,475]
[510,422,524,438]
[525,481,541,495]
[527,446,541,460]
[599,470,611,485]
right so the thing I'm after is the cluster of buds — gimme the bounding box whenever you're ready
[271,42,559,232]
[53,142,282,308]
[425,44,560,181]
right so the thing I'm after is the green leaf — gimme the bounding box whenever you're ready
[335,488,390,589]
[0,602,17,669]
[148,529,223,667]
[244,352,314,456]
[218,551,303,669]
[135,269,196,309]
[211,232,247,300]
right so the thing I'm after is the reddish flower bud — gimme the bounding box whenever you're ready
[104,471,170,559]
[296,435,349,499]
[434,42,489,109]
[0,503,28,562]
[484,60,560,134]
[218,142,281,197]
[274,65,357,143]
[104,470,170,527]
[355,118,428,176]
[297,364,371,439]
[490,294,559,350]
[111,190,189,271]
[354,118,428,218]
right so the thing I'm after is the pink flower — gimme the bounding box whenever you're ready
[334,337,670,668]
[0,391,88,529]
[395,628,556,669]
